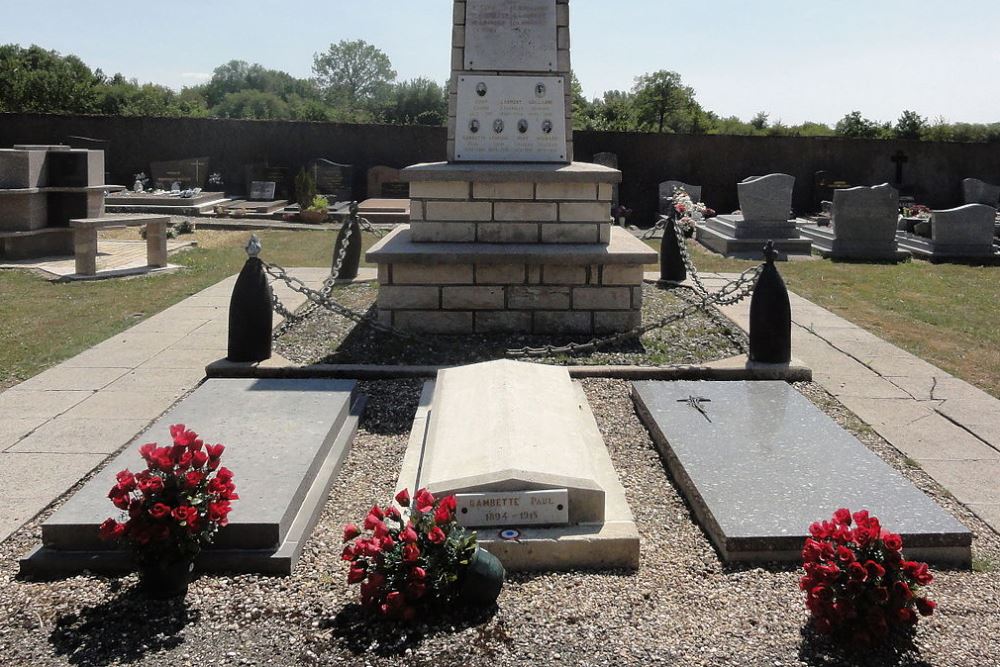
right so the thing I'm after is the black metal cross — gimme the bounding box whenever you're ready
[891,150,908,184]
[678,396,713,423]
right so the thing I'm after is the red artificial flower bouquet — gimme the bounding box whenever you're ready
[801,508,936,644]
[342,487,504,620]
[100,424,238,596]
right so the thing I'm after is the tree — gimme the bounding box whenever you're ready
[750,111,770,131]
[213,90,290,120]
[590,90,637,132]
[383,78,447,125]
[835,111,883,139]
[0,44,101,114]
[894,110,926,140]
[631,70,696,133]
[312,40,396,113]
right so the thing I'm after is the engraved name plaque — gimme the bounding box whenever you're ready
[454,75,567,162]
[455,489,570,527]
[464,0,558,72]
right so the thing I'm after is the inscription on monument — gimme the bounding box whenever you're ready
[464,0,557,72]
[455,75,567,162]
[456,489,569,527]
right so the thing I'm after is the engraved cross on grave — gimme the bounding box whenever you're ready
[450,0,572,163]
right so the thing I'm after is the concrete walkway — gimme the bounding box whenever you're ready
[0,268,330,543]
[3,267,999,544]
[705,273,1000,535]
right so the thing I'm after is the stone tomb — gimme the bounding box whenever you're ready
[696,174,813,259]
[632,381,971,565]
[21,379,366,576]
[896,203,999,261]
[962,178,1000,206]
[397,360,639,570]
[800,184,909,261]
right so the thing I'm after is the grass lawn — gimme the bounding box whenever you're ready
[653,239,1000,399]
[0,229,377,391]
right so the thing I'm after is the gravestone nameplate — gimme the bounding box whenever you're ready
[249,181,277,201]
[456,489,569,527]
[464,0,557,72]
[454,75,567,162]
[309,159,353,202]
[150,156,209,190]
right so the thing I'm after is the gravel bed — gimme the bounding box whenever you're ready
[1,379,998,666]
[275,283,747,367]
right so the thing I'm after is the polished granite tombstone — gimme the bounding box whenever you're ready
[632,380,971,565]
[21,379,365,576]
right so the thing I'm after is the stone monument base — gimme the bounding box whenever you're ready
[367,225,656,335]
[696,215,813,260]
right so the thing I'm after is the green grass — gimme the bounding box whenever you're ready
[0,229,376,390]
[647,239,1000,399]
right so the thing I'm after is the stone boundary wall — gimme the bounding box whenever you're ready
[3,113,998,223]
[375,260,644,335]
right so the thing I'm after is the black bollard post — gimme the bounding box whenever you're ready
[748,241,792,364]
[227,235,273,363]
[333,201,362,281]
[659,216,687,283]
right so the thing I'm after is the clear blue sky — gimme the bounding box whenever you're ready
[3,0,999,125]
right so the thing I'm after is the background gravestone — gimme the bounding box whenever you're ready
[962,178,1000,207]
[150,156,209,190]
[366,165,408,199]
[830,184,900,259]
[308,159,353,202]
[659,180,702,215]
[248,181,277,201]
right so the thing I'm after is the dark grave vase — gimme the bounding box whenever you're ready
[334,215,362,281]
[139,558,194,600]
[749,242,792,364]
[659,218,687,283]
[456,546,506,606]
[227,255,273,363]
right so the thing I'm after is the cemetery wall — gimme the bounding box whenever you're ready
[2,113,998,223]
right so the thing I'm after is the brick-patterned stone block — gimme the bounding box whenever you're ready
[476,263,526,284]
[442,286,505,310]
[542,265,587,285]
[534,311,591,335]
[536,182,596,200]
[509,286,571,310]
[595,311,642,334]
[392,263,474,285]
[540,223,600,244]
[477,223,539,243]
[475,311,533,334]
[410,181,470,200]
[378,286,441,310]
[494,201,558,222]
[395,311,473,334]
[410,200,425,221]
[560,202,610,222]
[377,264,390,285]
[601,264,644,285]
[473,182,534,200]
[573,287,631,310]
[411,222,477,243]
[425,201,492,221]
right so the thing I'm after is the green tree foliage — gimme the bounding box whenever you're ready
[0,44,101,113]
[750,111,769,131]
[631,70,698,133]
[894,110,926,140]
[382,78,447,125]
[312,40,396,115]
[834,111,891,139]
[198,60,317,108]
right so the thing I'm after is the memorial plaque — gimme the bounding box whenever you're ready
[455,75,567,162]
[249,181,276,201]
[464,0,558,72]
[309,159,353,202]
[150,156,210,190]
[456,489,569,527]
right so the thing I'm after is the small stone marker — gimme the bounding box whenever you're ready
[456,489,569,527]
[249,180,277,201]
[631,380,971,565]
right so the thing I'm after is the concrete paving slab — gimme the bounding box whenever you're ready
[64,390,186,420]
[140,347,227,370]
[967,504,1000,531]
[171,332,228,350]
[7,417,152,454]
[0,390,94,419]
[872,412,1000,462]
[7,366,132,393]
[632,380,971,565]
[102,367,207,394]
[914,460,1000,505]
[821,374,914,400]
[128,316,213,336]
[0,415,48,451]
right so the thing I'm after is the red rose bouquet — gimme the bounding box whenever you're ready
[801,508,936,644]
[342,487,489,620]
[100,424,238,567]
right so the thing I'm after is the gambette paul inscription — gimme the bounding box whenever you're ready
[464,0,558,72]
[455,75,567,162]
[455,489,570,527]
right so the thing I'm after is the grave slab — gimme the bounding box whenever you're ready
[632,380,971,565]
[397,361,639,571]
[21,378,365,576]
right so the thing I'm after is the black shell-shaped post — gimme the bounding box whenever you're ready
[334,201,362,280]
[749,241,791,364]
[659,217,687,283]
[227,235,273,363]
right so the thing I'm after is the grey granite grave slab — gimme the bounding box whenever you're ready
[21,378,365,576]
[829,184,901,259]
[962,178,1000,206]
[632,380,971,565]
[930,204,997,257]
[739,173,795,224]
